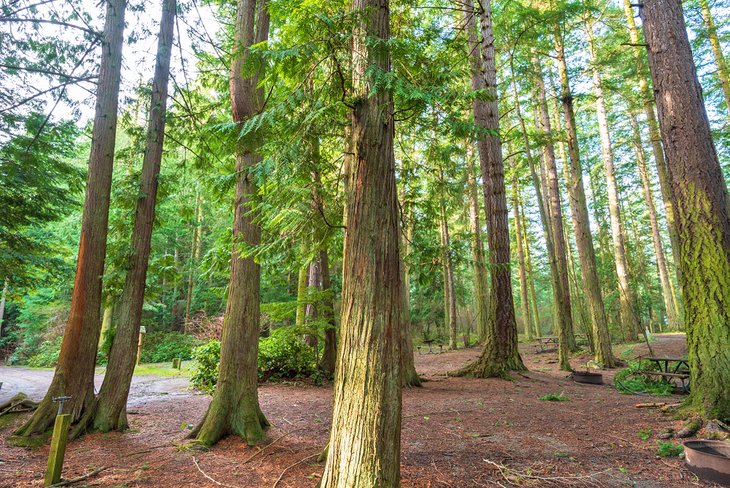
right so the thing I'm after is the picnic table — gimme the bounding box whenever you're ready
[418,339,443,354]
[535,336,559,352]
[639,356,690,392]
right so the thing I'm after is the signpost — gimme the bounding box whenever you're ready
[44,396,71,486]
[137,326,146,366]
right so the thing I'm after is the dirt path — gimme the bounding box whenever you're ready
[0,334,720,487]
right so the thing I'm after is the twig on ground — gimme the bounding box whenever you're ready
[272,452,319,488]
[243,429,300,464]
[483,458,613,486]
[49,466,106,487]
[193,457,240,488]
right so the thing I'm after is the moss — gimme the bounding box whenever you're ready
[8,430,51,448]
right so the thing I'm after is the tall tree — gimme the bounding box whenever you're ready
[460,0,525,377]
[552,26,616,367]
[640,0,730,419]
[466,145,489,342]
[320,0,403,483]
[698,0,730,118]
[586,24,640,342]
[511,165,534,343]
[438,162,458,350]
[14,0,127,438]
[190,0,270,446]
[75,0,176,436]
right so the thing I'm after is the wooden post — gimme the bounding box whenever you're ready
[136,326,146,366]
[44,413,71,486]
[172,358,181,369]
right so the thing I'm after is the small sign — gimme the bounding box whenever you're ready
[140,326,147,334]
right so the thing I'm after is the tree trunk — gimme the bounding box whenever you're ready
[316,250,337,376]
[640,0,730,420]
[533,57,577,360]
[14,0,127,439]
[630,114,680,330]
[399,166,421,387]
[521,212,541,339]
[439,186,457,350]
[185,189,203,327]
[587,27,641,342]
[295,254,309,328]
[72,0,177,437]
[460,0,525,377]
[466,145,489,343]
[191,0,270,446]
[0,278,7,338]
[553,28,616,368]
[698,0,730,120]
[511,168,534,343]
[98,302,113,348]
[320,0,403,483]
[622,0,682,296]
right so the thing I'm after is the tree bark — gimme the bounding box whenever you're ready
[466,145,489,343]
[0,278,7,339]
[399,164,421,387]
[14,0,127,439]
[185,189,203,327]
[552,28,616,367]
[316,250,337,376]
[587,26,640,342]
[630,114,680,330]
[640,0,730,420]
[320,0,403,483]
[191,0,270,446]
[511,168,534,343]
[622,0,682,295]
[698,0,730,120]
[460,0,525,377]
[439,174,457,350]
[521,210,541,339]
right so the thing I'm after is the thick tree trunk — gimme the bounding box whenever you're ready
[630,114,680,330]
[191,0,270,446]
[466,147,489,343]
[698,0,730,119]
[460,0,525,377]
[587,27,640,342]
[640,0,730,420]
[14,0,127,439]
[533,57,577,359]
[73,0,177,437]
[553,28,616,368]
[511,170,534,343]
[622,0,682,297]
[320,0,403,483]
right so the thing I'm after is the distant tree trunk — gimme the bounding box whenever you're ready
[698,0,730,119]
[460,0,525,377]
[640,0,730,420]
[622,0,682,296]
[439,179,457,350]
[14,0,127,439]
[191,0,270,446]
[320,0,403,483]
[630,114,680,330]
[553,27,616,368]
[295,254,309,328]
[466,146,490,343]
[521,212,541,338]
[533,57,577,361]
[98,302,113,348]
[511,169,534,343]
[315,250,337,376]
[399,165,421,386]
[185,189,203,327]
[587,26,640,342]
[71,0,177,437]
[0,278,7,338]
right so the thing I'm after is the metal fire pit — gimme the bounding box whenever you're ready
[571,371,603,385]
[684,440,730,486]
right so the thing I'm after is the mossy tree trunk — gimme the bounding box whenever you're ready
[14,0,127,439]
[461,0,525,377]
[640,0,730,420]
[190,0,270,446]
[73,0,176,437]
[320,0,403,483]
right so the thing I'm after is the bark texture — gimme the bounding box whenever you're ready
[466,147,489,343]
[191,0,270,446]
[511,170,534,343]
[641,0,730,420]
[14,0,127,438]
[320,0,403,483]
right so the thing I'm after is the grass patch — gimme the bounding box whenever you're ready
[94,362,192,378]
[656,441,684,458]
[539,393,569,402]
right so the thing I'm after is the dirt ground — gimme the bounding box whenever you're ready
[0,334,721,487]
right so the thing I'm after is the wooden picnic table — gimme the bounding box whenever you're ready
[418,339,443,354]
[640,356,690,391]
[535,336,559,352]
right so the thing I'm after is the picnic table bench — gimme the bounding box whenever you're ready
[638,356,690,392]
[535,336,559,352]
[418,339,443,354]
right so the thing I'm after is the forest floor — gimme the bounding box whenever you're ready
[0,333,720,487]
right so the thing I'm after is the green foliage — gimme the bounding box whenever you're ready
[539,393,569,402]
[26,335,62,368]
[614,361,676,396]
[656,441,684,458]
[637,427,653,441]
[190,339,221,394]
[140,332,200,364]
[7,288,69,365]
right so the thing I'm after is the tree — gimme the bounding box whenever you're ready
[640,0,730,420]
[14,0,127,439]
[75,0,176,436]
[697,0,730,119]
[320,0,404,483]
[460,0,525,378]
[191,0,270,446]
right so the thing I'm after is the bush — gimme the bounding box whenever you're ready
[140,332,200,364]
[614,360,675,396]
[189,327,319,394]
[26,336,63,367]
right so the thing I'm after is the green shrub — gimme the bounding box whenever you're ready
[656,441,684,458]
[140,332,200,364]
[614,361,675,396]
[26,336,63,367]
[189,327,319,394]
[539,393,569,402]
